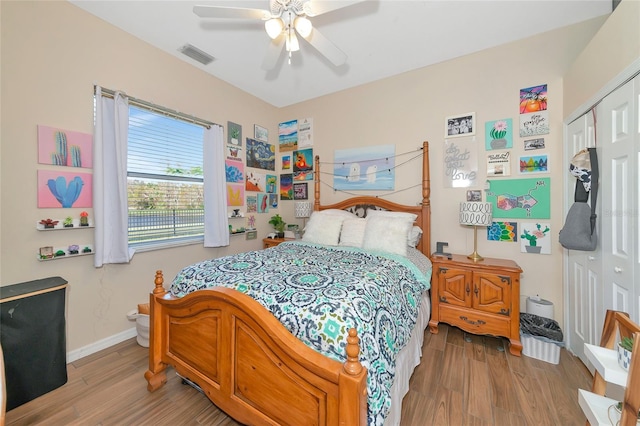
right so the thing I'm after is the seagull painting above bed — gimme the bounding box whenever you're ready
[145,142,431,426]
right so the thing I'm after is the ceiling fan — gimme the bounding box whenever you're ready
[193,0,365,70]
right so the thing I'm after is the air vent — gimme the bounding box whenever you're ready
[178,44,215,65]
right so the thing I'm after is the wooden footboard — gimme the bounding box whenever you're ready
[145,270,367,426]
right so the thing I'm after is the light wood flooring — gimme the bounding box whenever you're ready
[5,323,593,425]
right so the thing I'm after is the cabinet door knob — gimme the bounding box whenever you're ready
[474,286,479,296]
[614,267,623,273]
[466,284,470,295]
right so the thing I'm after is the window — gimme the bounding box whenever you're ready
[127,106,205,247]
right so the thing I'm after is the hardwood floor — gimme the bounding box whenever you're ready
[5,324,592,425]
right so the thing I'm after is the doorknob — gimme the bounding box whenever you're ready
[614,267,623,273]
[588,256,595,261]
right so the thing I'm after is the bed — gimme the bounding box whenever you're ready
[145,141,432,426]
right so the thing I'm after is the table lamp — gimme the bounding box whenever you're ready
[295,201,312,229]
[459,201,493,261]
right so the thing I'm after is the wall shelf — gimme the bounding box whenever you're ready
[584,343,628,387]
[36,220,94,230]
[38,245,93,261]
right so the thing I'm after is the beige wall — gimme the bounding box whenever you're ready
[564,0,640,118]
[0,0,622,355]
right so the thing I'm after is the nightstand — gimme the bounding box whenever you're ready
[262,237,294,249]
[429,254,523,356]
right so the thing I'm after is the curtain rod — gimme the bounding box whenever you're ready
[95,85,220,129]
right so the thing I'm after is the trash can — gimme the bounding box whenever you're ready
[520,312,564,364]
[127,303,150,347]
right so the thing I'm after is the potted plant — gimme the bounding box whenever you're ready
[268,214,286,238]
[63,216,74,227]
[618,336,634,371]
[39,218,59,229]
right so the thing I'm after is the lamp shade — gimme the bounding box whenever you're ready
[295,201,312,218]
[265,18,284,39]
[459,202,492,227]
[294,16,312,38]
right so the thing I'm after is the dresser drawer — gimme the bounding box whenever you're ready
[439,304,510,337]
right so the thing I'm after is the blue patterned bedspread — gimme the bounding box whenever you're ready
[170,241,431,425]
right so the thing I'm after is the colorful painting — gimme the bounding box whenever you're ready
[257,193,269,213]
[38,125,93,168]
[486,177,550,219]
[279,119,298,152]
[519,154,549,174]
[266,174,277,193]
[519,84,547,114]
[294,171,313,181]
[227,121,242,146]
[245,171,266,192]
[282,155,291,169]
[226,145,242,161]
[246,138,275,170]
[269,194,278,208]
[38,170,92,208]
[225,160,244,183]
[485,119,513,150]
[293,182,308,200]
[520,222,551,254]
[246,214,256,229]
[246,195,257,212]
[334,144,395,191]
[487,221,518,242]
[520,112,549,137]
[293,148,313,172]
[226,183,244,206]
[280,173,293,200]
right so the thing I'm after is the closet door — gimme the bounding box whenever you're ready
[566,114,600,364]
[598,76,639,324]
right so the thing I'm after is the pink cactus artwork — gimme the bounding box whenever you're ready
[38,170,92,208]
[38,125,93,168]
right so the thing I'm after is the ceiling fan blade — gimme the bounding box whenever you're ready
[193,5,270,20]
[261,35,285,71]
[303,0,366,17]
[302,27,347,66]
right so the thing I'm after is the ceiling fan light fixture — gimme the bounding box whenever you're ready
[286,31,300,52]
[294,16,312,38]
[265,18,284,39]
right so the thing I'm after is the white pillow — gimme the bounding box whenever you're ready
[339,218,367,247]
[366,210,418,222]
[320,209,358,219]
[302,211,353,245]
[362,216,414,257]
[408,226,423,247]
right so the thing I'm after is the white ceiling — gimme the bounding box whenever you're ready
[70,0,612,108]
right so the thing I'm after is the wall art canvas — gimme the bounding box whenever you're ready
[293,148,313,181]
[282,155,291,169]
[227,121,242,146]
[246,195,257,212]
[519,154,549,174]
[38,125,93,168]
[280,173,293,200]
[334,144,395,190]
[279,119,298,152]
[520,222,551,254]
[254,124,268,142]
[226,183,244,206]
[485,119,513,150]
[445,112,475,138]
[225,160,244,183]
[487,221,518,242]
[519,111,549,137]
[246,138,275,170]
[266,174,277,193]
[257,193,269,213]
[245,171,266,192]
[38,170,92,208]
[293,182,308,200]
[486,151,511,177]
[524,138,545,151]
[269,194,278,208]
[486,177,550,219]
[519,84,547,114]
[226,145,242,161]
[298,117,313,148]
[444,138,477,188]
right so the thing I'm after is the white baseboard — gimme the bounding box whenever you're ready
[67,327,137,363]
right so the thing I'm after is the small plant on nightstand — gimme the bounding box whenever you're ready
[268,214,286,238]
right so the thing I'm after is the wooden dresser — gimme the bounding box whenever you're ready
[262,237,295,249]
[429,254,523,356]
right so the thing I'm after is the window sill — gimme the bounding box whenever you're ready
[130,237,204,253]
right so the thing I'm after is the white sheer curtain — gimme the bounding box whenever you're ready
[204,124,229,247]
[93,86,134,267]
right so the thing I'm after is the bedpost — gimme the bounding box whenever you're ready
[145,270,168,392]
[340,328,367,426]
[314,154,320,211]
[421,141,431,255]
[153,270,166,294]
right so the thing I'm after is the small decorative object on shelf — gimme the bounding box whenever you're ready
[80,211,89,226]
[54,249,66,257]
[63,216,74,228]
[82,246,92,253]
[618,336,634,371]
[39,246,54,259]
[39,218,59,229]
[68,244,79,255]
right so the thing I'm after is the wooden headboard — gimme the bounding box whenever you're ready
[313,141,431,256]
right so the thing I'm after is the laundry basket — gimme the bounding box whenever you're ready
[127,303,150,347]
